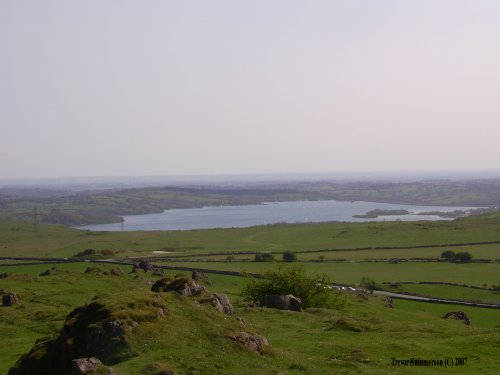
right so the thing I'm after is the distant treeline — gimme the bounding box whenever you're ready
[1,179,500,226]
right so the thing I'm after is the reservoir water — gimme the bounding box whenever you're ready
[78,200,474,231]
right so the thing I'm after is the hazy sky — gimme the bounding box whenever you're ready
[1,1,500,179]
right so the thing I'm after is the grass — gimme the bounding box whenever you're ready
[384,284,500,305]
[156,261,500,289]
[1,267,499,374]
[1,217,500,374]
[2,216,500,260]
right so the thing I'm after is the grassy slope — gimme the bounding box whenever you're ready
[157,261,500,289]
[1,264,499,374]
[384,284,500,305]
[1,218,500,373]
[2,216,500,259]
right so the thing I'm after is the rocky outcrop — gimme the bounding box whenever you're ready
[262,294,302,312]
[229,332,269,353]
[192,270,212,285]
[199,293,234,315]
[212,293,233,315]
[442,311,470,325]
[2,292,20,306]
[9,302,130,375]
[71,357,115,375]
[131,261,155,273]
[60,306,127,367]
[151,277,204,296]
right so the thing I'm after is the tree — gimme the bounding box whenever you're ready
[242,265,345,309]
[282,251,297,262]
[226,255,236,262]
[318,255,325,262]
[441,250,456,260]
[360,277,379,292]
[454,251,472,263]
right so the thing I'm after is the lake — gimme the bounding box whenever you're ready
[78,200,474,231]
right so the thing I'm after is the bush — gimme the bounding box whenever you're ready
[100,249,117,257]
[242,265,344,309]
[455,251,472,262]
[441,250,456,260]
[75,249,97,257]
[282,251,297,262]
[360,277,379,292]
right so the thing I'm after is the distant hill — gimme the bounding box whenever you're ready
[1,179,500,226]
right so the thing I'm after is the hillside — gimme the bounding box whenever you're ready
[2,179,500,226]
[1,263,499,374]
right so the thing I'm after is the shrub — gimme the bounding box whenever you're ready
[441,250,456,260]
[242,265,344,309]
[360,277,379,292]
[100,249,117,257]
[75,249,97,257]
[455,251,472,262]
[282,251,297,262]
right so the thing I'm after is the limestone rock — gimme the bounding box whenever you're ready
[229,332,269,353]
[192,270,212,285]
[262,294,302,312]
[71,357,113,375]
[442,311,470,325]
[211,293,234,315]
[2,292,20,306]
[152,277,204,296]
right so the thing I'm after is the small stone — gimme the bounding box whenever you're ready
[262,294,302,312]
[229,332,269,353]
[2,292,20,306]
[71,357,116,375]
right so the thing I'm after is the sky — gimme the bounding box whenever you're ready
[1,0,500,179]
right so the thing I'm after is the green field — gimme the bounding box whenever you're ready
[1,264,499,374]
[1,217,500,374]
[2,216,500,259]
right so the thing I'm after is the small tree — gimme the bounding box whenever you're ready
[360,277,379,292]
[242,265,345,309]
[282,251,297,262]
[318,255,325,262]
[454,251,472,263]
[226,255,236,262]
[441,250,456,260]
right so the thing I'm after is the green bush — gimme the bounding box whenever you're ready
[242,265,344,309]
[360,277,379,292]
[455,251,472,262]
[282,251,297,262]
[441,250,456,260]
